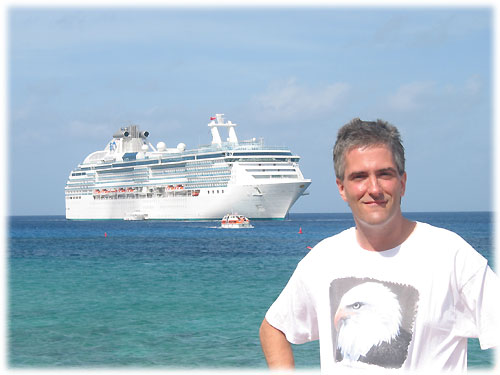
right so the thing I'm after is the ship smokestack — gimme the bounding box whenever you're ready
[208,114,239,146]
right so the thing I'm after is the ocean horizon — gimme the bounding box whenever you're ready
[7,210,495,217]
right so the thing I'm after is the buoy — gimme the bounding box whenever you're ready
[306,246,312,250]
[104,232,107,238]
[298,227,303,234]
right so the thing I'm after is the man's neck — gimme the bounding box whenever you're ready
[354,215,416,252]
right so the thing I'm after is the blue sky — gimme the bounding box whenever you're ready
[6,6,493,215]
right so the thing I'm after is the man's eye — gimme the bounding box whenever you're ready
[379,170,396,178]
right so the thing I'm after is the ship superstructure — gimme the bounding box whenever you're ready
[65,114,311,220]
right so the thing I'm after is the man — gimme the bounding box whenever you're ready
[260,118,499,372]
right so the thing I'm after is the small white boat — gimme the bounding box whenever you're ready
[124,211,148,221]
[221,214,253,229]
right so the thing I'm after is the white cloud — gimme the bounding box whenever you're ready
[386,75,485,113]
[464,74,482,96]
[253,78,350,121]
[386,81,435,112]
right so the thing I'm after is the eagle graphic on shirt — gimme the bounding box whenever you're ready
[330,278,419,369]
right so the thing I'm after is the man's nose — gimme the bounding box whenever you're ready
[367,175,382,195]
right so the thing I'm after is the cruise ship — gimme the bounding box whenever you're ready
[65,114,311,220]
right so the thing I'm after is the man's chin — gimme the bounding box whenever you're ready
[355,210,399,227]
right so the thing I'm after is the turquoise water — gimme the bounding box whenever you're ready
[8,212,495,369]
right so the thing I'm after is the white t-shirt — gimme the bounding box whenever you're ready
[265,222,500,373]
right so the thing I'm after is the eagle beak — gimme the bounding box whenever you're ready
[334,308,347,330]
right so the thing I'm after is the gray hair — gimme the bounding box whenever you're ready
[333,118,405,180]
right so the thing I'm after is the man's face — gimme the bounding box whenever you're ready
[336,145,406,227]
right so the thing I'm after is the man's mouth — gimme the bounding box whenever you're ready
[363,200,387,205]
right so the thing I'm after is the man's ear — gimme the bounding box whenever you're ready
[336,178,348,202]
[400,172,407,197]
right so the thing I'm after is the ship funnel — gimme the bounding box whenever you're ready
[210,127,222,145]
[208,114,239,146]
[227,121,238,144]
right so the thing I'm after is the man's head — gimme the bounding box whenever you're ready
[333,118,405,181]
[333,118,407,230]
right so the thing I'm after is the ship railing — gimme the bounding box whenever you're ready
[195,142,290,153]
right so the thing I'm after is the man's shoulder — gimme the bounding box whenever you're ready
[411,221,482,262]
[413,221,467,244]
[308,227,356,255]
[295,227,356,274]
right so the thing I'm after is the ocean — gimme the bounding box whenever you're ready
[8,212,496,370]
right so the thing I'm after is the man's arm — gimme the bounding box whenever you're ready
[259,318,295,369]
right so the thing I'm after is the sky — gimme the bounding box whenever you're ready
[5,4,495,215]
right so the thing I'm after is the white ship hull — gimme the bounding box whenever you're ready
[66,181,310,220]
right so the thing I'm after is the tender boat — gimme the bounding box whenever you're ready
[221,214,253,228]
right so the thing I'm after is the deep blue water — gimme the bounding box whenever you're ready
[8,212,495,369]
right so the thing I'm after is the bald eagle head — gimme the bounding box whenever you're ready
[334,282,402,363]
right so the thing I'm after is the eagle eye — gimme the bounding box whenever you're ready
[351,302,362,309]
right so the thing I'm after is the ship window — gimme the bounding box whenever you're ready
[197,153,225,160]
[122,152,137,161]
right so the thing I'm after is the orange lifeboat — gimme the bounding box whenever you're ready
[221,214,253,229]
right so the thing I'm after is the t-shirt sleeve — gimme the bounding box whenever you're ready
[478,266,500,349]
[461,264,500,349]
[457,245,500,350]
[265,262,319,345]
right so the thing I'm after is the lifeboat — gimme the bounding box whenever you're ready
[221,214,253,229]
